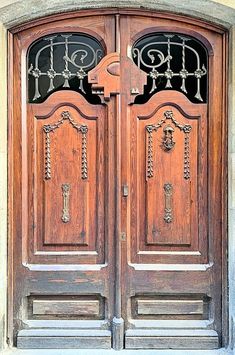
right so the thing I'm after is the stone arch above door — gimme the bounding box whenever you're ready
[0,0,235,28]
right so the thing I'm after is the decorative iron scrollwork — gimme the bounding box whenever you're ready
[164,183,173,223]
[132,33,207,103]
[61,183,70,223]
[28,34,104,102]
[146,110,192,180]
[43,111,88,180]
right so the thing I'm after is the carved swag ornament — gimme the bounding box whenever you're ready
[43,110,88,180]
[146,110,192,180]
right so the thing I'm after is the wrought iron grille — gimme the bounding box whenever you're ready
[132,33,208,103]
[27,33,104,103]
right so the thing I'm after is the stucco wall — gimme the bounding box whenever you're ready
[0,21,7,351]
[0,0,235,352]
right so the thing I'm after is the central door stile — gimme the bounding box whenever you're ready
[88,14,123,350]
[119,13,148,351]
[112,13,125,351]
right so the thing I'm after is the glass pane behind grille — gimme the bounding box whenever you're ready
[132,33,208,104]
[28,33,105,104]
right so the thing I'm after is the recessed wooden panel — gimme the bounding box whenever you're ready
[33,299,100,316]
[26,91,107,263]
[137,299,203,316]
[41,112,90,246]
[34,104,104,248]
[129,91,208,264]
[132,294,209,320]
[144,109,198,247]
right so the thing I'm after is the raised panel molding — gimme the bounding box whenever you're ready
[26,91,107,264]
[129,91,208,264]
[137,299,204,316]
[32,299,100,317]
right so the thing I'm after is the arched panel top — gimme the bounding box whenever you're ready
[132,32,208,104]
[27,32,105,104]
[28,90,104,119]
[132,90,207,119]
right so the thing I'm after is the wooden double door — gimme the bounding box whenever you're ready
[10,11,227,350]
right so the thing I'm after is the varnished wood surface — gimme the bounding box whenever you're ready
[129,91,207,264]
[9,14,117,348]
[8,10,227,350]
[119,13,227,349]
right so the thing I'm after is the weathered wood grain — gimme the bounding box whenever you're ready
[125,329,219,349]
[17,330,111,349]
[33,299,100,316]
[137,299,204,316]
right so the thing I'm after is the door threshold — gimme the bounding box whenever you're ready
[2,347,230,355]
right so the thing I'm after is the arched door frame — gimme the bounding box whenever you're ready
[0,3,231,351]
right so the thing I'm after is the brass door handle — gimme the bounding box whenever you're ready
[61,183,70,223]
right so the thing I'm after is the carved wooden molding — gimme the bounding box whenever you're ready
[88,52,120,102]
[88,52,147,104]
[125,56,147,104]
[146,110,192,180]
[43,110,88,180]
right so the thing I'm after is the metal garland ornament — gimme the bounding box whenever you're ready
[146,110,192,180]
[43,111,88,180]
[28,34,104,101]
[132,34,207,102]
[162,125,175,151]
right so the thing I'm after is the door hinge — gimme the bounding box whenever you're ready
[120,232,126,241]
